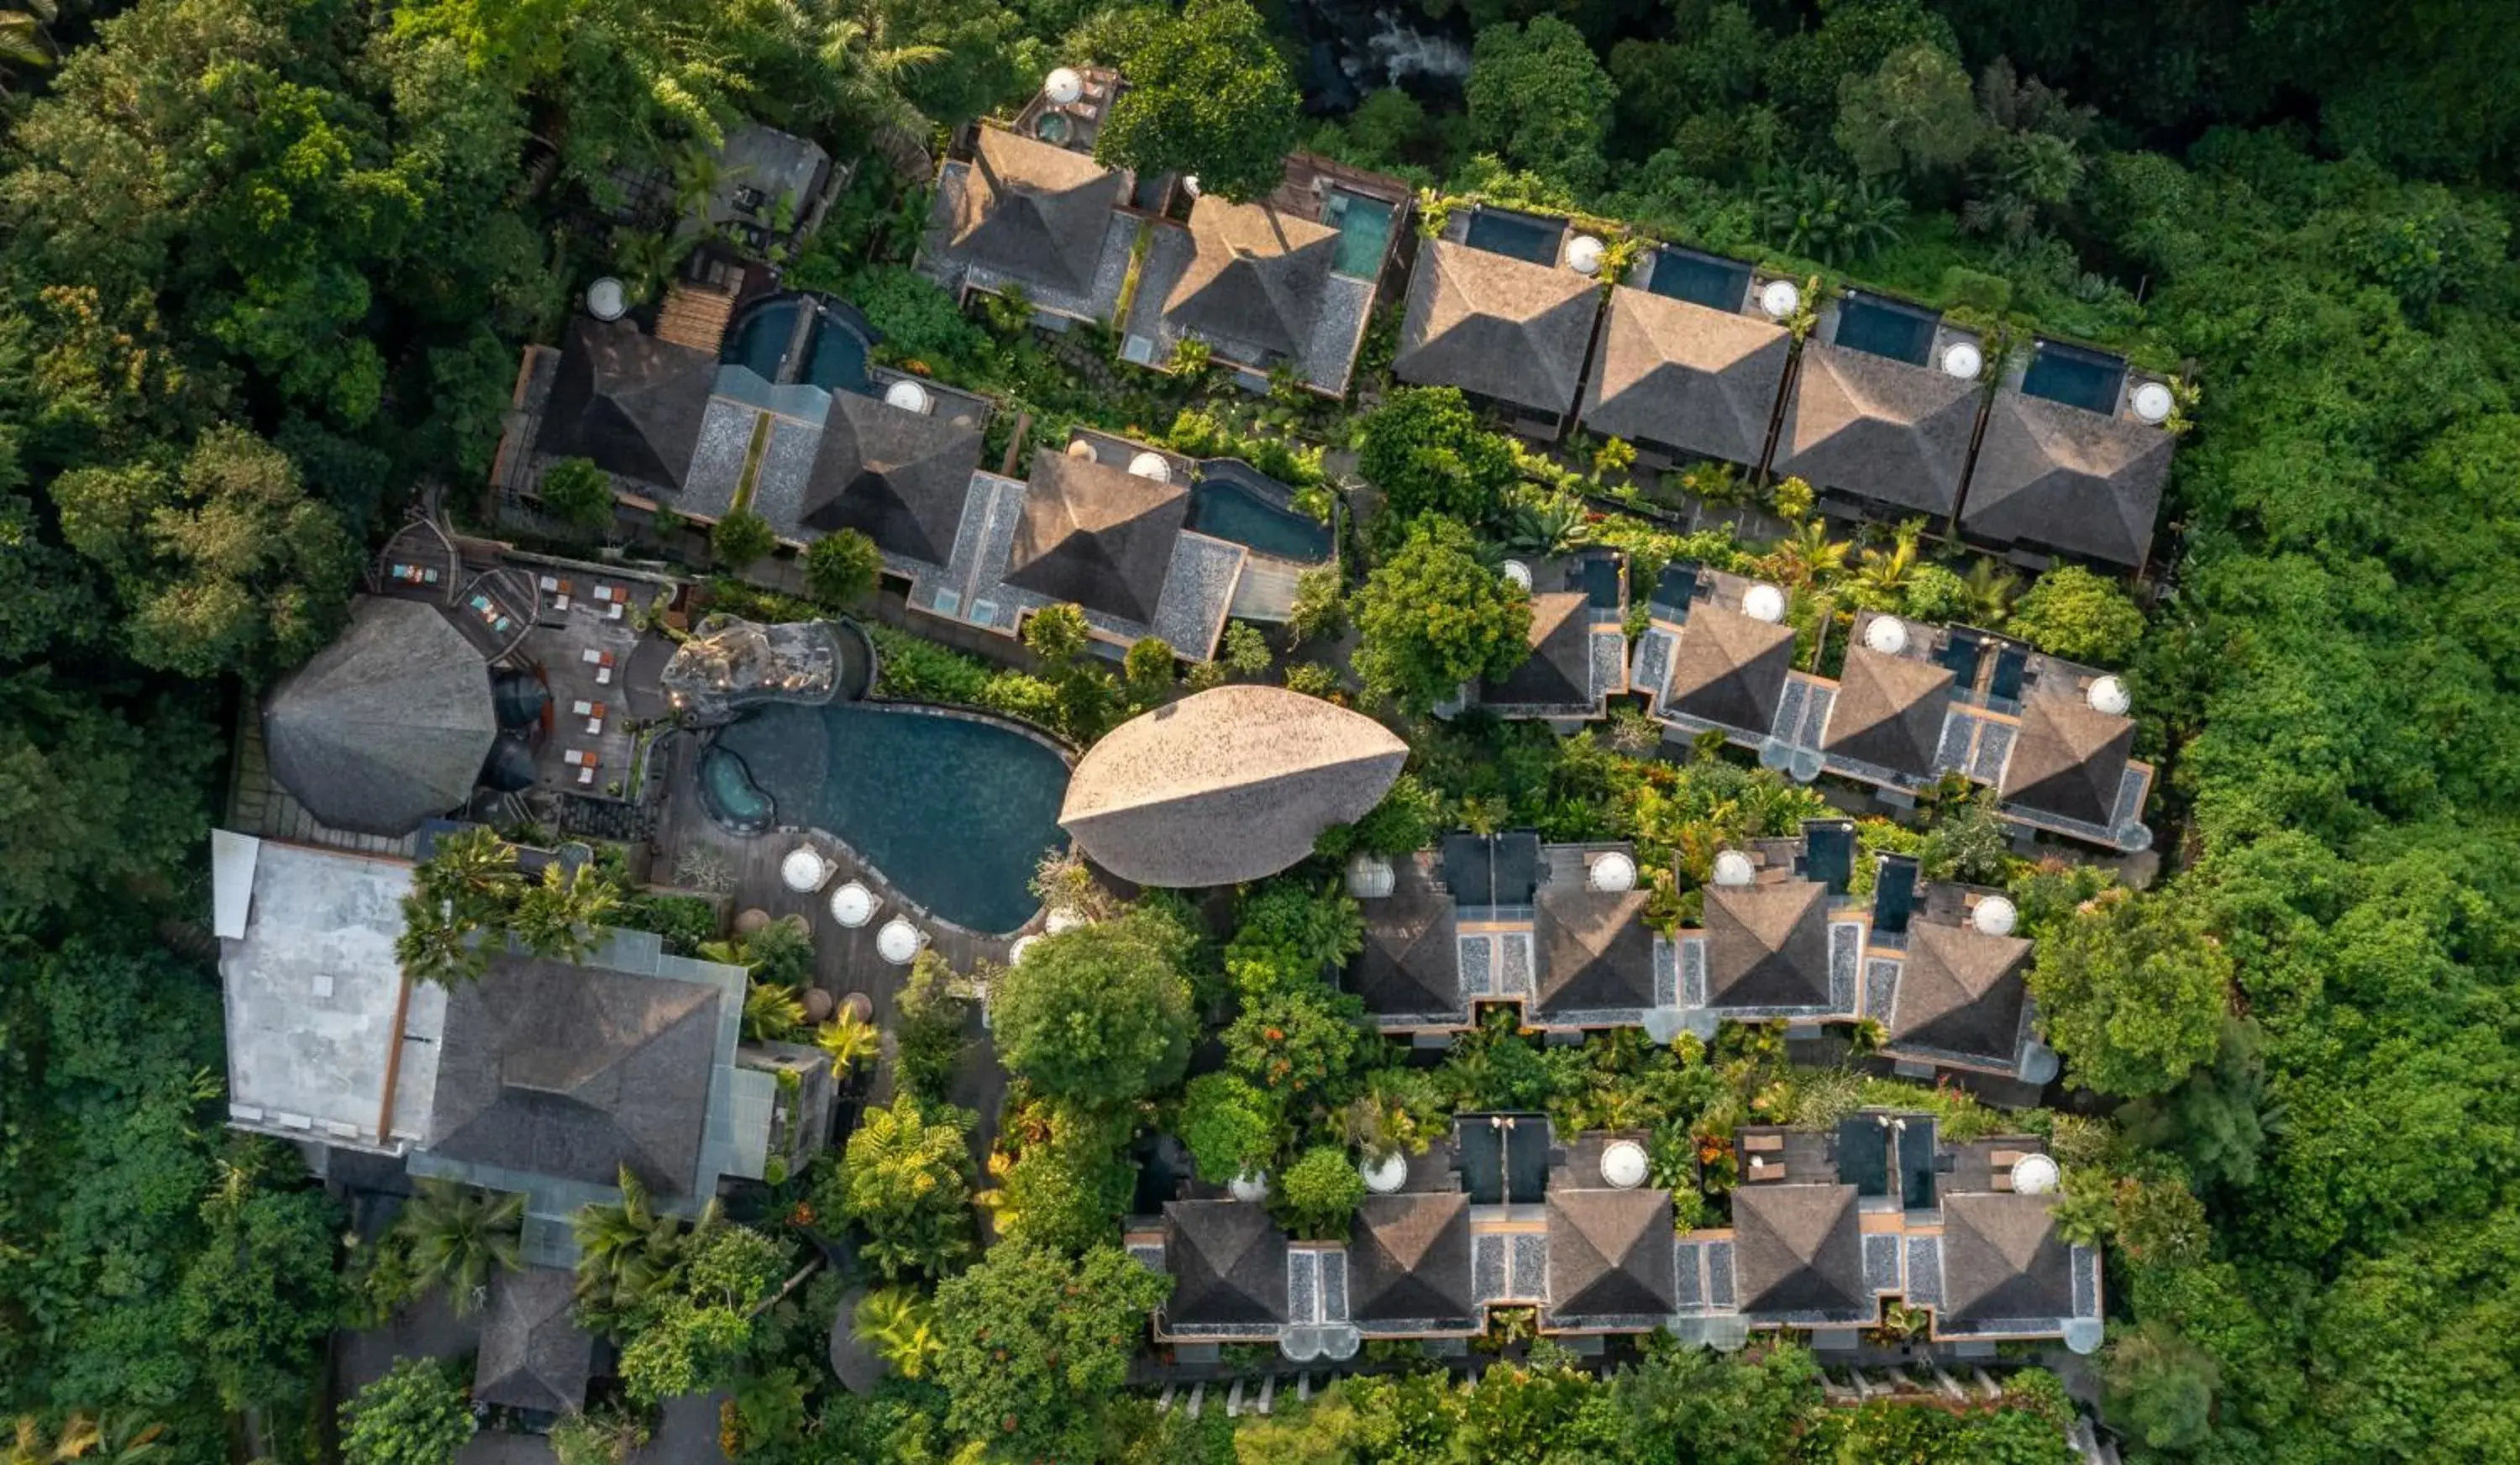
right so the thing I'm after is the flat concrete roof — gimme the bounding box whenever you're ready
[218,838,443,1151]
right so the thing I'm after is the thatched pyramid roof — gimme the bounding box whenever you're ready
[262,596,496,836]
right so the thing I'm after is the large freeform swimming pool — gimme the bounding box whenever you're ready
[710,701,1071,933]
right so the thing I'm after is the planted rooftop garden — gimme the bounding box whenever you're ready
[8,0,2520,1462]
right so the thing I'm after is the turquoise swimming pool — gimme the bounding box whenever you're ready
[1326,190,1395,281]
[1188,461,1333,561]
[711,701,1070,934]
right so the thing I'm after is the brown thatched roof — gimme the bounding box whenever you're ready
[1164,1200,1289,1328]
[799,391,983,565]
[1005,447,1190,625]
[1349,1192,1476,1326]
[1730,1183,1867,1321]
[1534,884,1656,1012]
[1961,395,2171,568]
[535,317,720,491]
[1820,647,1955,776]
[1483,591,1591,708]
[1062,685,1410,887]
[1580,286,1791,465]
[1940,1192,2073,1326]
[1703,880,1830,1007]
[1889,919,2031,1064]
[1546,1186,1677,1323]
[1773,344,1978,516]
[1163,197,1340,359]
[263,596,496,837]
[1998,694,2134,827]
[1351,856,1463,1020]
[1664,604,1795,732]
[949,127,1125,297]
[474,1268,592,1415]
[1394,239,1600,416]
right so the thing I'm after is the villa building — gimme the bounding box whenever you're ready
[1440,549,1630,727]
[920,118,1137,326]
[1394,207,1604,437]
[1577,246,1795,471]
[1957,339,2179,571]
[1131,1110,2099,1361]
[1771,290,1986,529]
[1627,563,2156,852]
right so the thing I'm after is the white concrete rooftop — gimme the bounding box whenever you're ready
[216,835,444,1152]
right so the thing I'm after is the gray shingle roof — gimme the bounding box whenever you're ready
[1820,647,1955,776]
[262,596,496,837]
[1703,880,1830,1007]
[1352,857,1463,1020]
[1665,605,1795,732]
[1394,239,1600,417]
[1165,1199,1289,1328]
[1731,1183,1867,1321]
[1348,1192,1476,1327]
[427,954,726,1196]
[1889,920,2031,1065]
[1005,447,1190,626]
[1998,694,2134,826]
[1962,395,2171,568]
[534,317,720,491]
[1546,1186,1678,1323]
[948,127,1126,297]
[1580,286,1791,465]
[1940,1192,2073,1326]
[1164,197,1340,360]
[1774,344,1979,516]
[1533,885,1656,1013]
[1062,685,1410,887]
[473,1267,593,1415]
[798,391,983,565]
[1483,591,1591,708]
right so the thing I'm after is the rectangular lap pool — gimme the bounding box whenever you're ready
[1645,247,1751,312]
[1325,190,1395,281]
[2022,341,2129,415]
[1463,208,1565,265]
[1834,294,1939,366]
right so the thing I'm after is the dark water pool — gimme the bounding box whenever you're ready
[1463,208,1563,265]
[1188,468,1333,561]
[1834,295,1938,366]
[2022,342,2128,415]
[805,316,869,394]
[1645,248,1751,312]
[712,701,1069,933]
[722,300,798,383]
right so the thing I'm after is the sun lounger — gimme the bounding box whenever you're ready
[577,767,595,785]
[595,667,612,685]
[1742,1132,1786,1153]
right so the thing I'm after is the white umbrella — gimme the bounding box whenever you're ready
[780,847,829,893]
[876,918,923,966]
[829,881,874,927]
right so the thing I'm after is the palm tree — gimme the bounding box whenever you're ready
[0,3,55,99]
[1855,521,1923,604]
[10,1415,163,1465]
[395,896,486,987]
[743,980,809,1043]
[1772,521,1850,588]
[741,918,814,987]
[789,0,949,136]
[511,863,618,963]
[1962,559,2018,626]
[396,1180,524,1315]
[816,1008,880,1083]
[853,1289,941,1379]
[572,1168,718,1326]
[417,826,522,922]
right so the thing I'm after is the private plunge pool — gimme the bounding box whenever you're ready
[1188,462,1334,562]
[702,701,1072,934]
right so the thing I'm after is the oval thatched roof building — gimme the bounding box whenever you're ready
[1060,685,1408,887]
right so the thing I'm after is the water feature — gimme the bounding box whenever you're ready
[804,312,871,394]
[711,701,1070,934]
[722,298,800,383]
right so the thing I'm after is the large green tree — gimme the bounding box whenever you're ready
[929,1240,1168,1460]
[1356,386,1520,530]
[823,1095,976,1280]
[989,908,1195,1105]
[1464,16,1617,192]
[1094,0,1299,203]
[2029,886,2231,1096]
[1352,517,1532,715]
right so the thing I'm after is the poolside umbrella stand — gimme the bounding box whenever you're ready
[782,847,832,892]
[876,918,925,966]
[829,881,876,928]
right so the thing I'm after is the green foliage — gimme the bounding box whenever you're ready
[375,1179,522,1319]
[1275,1145,1363,1239]
[1355,386,1518,530]
[341,1360,475,1465]
[2008,564,2145,665]
[891,948,973,1103]
[538,456,616,533]
[990,907,1196,1104]
[2103,1321,2220,1452]
[1465,18,1616,192]
[1123,635,1176,701]
[1352,517,1533,714]
[1835,43,1984,181]
[1221,621,1272,678]
[824,1095,977,1280]
[711,508,778,570]
[1287,564,1349,647]
[930,1240,1169,1460]
[614,1223,787,1406]
[2118,1018,2282,1188]
[1224,988,1370,1106]
[1179,1073,1278,1184]
[2029,886,2231,1096]
[1094,0,1299,203]
[804,528,883,607]
[988,1097,1138,1254]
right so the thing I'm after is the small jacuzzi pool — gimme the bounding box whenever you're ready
[698,746,774,833]
[1834,294,1939,366]
[1188,463,1333,562]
